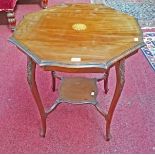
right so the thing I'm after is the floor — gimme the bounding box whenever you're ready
[91,0,155,28]
[0,0,155,153]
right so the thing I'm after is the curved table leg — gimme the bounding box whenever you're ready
[104,69,110,94]
[27,57,46,137]
[105,60,125,141]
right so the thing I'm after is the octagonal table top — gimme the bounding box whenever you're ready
[9,3,145,70]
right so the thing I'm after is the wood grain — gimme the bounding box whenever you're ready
[11,3,144,70]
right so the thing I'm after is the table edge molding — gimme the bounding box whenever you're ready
[8,37,145,69]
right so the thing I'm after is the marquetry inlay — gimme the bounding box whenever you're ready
[72,23,87,31]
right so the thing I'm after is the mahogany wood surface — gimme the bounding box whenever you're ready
[59,77,97,103]
[10,3,144,70]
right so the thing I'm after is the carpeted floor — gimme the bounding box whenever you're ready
[91,0,155,28]
[0,0,155,153]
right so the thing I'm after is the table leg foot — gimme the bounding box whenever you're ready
[105,129,112,141]
[40,128,46,137]
[105,122,112,141]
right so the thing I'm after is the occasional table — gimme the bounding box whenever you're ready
[9,3,144,141]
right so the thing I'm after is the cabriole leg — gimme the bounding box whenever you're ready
[27,57,47,137]
[105,60,125,141]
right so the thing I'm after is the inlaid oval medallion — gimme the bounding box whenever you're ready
[72,23,87,31]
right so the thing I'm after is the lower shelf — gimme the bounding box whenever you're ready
[59,77,98,105]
